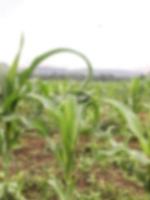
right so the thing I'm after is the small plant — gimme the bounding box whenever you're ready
[104,98,150,190]
[46,96,81,200]
[0,35,93,199]
[128,77,144,112]
[0,171,25,200]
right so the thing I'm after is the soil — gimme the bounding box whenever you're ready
[6,133,146,197]
[12,134,54,173]
[11,135,144,193]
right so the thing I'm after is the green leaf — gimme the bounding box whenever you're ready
[7,34,24,81]
[19,48,93,88]
[104,98,150,156]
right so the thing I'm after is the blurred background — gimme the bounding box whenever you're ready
[0,0,150,77]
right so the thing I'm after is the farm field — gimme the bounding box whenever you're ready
[0,42,150,199]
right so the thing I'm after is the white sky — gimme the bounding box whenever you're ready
[0,0,150,71]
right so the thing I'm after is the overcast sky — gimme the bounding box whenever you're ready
[0,0,150,71]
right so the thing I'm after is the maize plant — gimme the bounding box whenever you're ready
[0,34,93,199]
[104,98,150,190]
[47,96,82,200]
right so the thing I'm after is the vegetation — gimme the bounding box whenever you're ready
[0,38,150,199]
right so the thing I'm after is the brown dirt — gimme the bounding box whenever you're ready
[115,135,140,150]
[93,165,143,194]
[1,134,146,197]
[11,134,54,173]
[138,112,148,123]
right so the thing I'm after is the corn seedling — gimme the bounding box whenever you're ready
[0,34,93,200]
[46,96,81,200]
[104,99,150,156]
[128,78,144,112]
[104,98,150,189]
